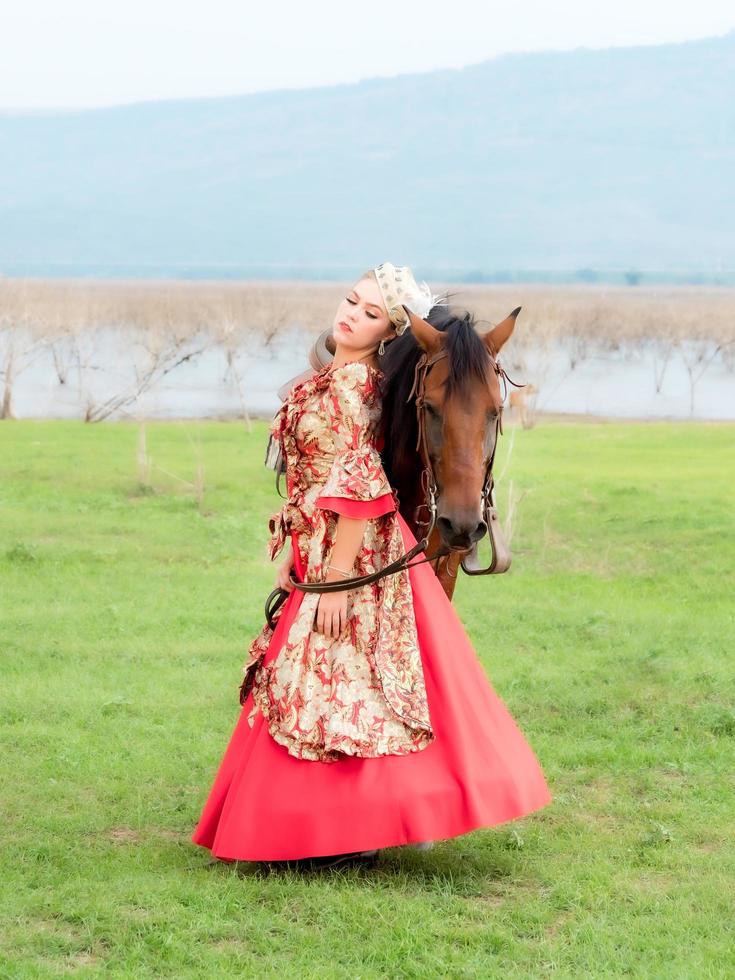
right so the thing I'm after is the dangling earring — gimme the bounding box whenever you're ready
[378,338,386,356]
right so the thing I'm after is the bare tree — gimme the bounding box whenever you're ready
[0,280,55,419]
[251,283,296,349]
[83,286,212,422]
[206,287,260,430]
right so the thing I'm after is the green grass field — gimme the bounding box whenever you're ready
[1,418,733,978]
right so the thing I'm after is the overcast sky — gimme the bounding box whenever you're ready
[2,0,733,111]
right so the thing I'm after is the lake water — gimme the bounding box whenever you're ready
[8,326,735,422]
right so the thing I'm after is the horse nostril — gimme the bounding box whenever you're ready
[437,517,487,549]
[436,517,453,540]
[473,521,487,542]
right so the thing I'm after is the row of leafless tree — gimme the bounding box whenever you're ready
[445,282,735,419]
[1,277,733,421]
[0,278,319,421]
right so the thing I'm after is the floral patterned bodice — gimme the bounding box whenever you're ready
[240,358,434,763]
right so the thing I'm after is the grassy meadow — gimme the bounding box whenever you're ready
[1,417,733,977]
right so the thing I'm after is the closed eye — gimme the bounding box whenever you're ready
[346,296,378,319]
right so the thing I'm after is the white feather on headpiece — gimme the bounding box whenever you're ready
[374,262,450,334]
[402,279,450,324]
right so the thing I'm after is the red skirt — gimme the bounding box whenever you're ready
[191,512,552,860]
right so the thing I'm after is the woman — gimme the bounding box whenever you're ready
[191,263,552,870]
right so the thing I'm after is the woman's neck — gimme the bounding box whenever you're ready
[330,345,379,372]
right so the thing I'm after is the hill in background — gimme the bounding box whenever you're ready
[1,30,733,284]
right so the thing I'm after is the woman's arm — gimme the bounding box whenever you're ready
[313,362,391,636]
[323,514,368,582]
[316,514,368,637]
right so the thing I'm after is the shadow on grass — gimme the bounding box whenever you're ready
[197,839,525,894]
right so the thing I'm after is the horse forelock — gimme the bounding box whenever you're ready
[440,310,494,399]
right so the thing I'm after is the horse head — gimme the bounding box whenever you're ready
[380,302,521,598]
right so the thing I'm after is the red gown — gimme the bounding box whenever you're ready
[191,363,552,860]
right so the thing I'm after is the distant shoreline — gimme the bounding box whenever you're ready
[3,268,735,289]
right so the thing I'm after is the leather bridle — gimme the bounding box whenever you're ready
[406,346,519,577]
[264,345,523,628]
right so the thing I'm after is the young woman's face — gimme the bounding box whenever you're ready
[332,277,395,352]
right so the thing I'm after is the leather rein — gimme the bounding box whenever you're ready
[264,348,522,628]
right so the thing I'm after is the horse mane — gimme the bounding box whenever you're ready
[378,306,493,484]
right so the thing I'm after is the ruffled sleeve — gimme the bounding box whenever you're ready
[315,362,397,519]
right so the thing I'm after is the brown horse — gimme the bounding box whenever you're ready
[379,304,521,601]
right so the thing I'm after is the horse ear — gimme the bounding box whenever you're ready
[404,306,443,354]
[484,306,521,358]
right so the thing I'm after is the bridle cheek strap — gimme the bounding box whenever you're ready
[408,347,516,575]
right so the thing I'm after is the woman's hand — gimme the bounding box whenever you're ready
[315,589,349,639]
[276,546,296,592]
[313,512,366,639]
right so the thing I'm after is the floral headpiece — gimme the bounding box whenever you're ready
[373,262,449,334]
